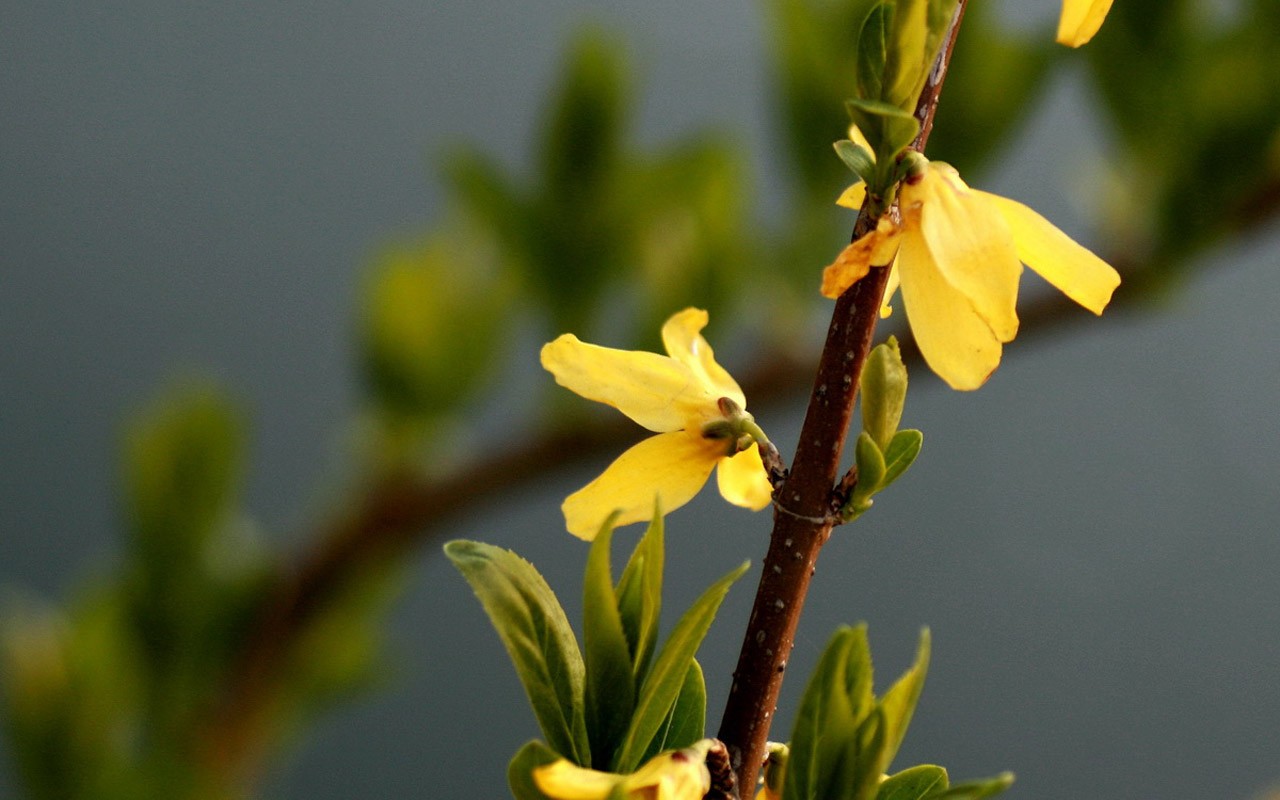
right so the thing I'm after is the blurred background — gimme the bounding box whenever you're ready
[3,1,1280,798]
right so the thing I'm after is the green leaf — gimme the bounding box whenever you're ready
[834,140,877,184]
[856,3,891,101]
[613,561,749,773]
[849,707,890,800]
[877,628,931,769]
[882,0,929,109]
[640,658,706,764]
[583,521,636,767]
[784,626,874,800]
[508,740,562,800]
[845,99,920,179]
[540,30,628,205]
[861,336,908,452]
[125,385,242,565]
[615,509,664,683]
[445,540,589,765]
[876,765,949,800]
[854,432,887,499]
[881,430,923,490]
[923,773,1014,800]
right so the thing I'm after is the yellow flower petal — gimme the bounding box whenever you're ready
[1057,0,1113,47]
[534,759,621,800]
[541,335,711,433]
[982,192,1120,315]
[716,443,772,510]
[837,181,868,210]
[899,225,1003,391]
[535,746,712,800]
[880,259,901,319]
[849,124,874,156]
[820,217,901,299]
[660,307,745,408]
[908,165,1021,342]
[562,431,722,540]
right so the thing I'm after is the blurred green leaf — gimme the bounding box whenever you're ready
[125,385,242,567]
[359,229,512,436]
[445,540,589,765]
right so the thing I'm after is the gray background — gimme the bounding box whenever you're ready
[3,1,1279,798]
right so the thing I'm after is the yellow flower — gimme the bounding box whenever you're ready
[823,159,1121,390]
[534,742,712,800]
[541,308,773,540]
[1057,0,1114,47]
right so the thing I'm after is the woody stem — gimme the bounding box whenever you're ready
[714,2,969,794]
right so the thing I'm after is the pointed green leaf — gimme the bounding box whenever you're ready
[876,765,949,800]
[856,3,891,101]
[877,628,931,770]
[445,540,589,765]
[509,740,562,800]
[785,626,872,800]
[883,0,929,109]
[584,521,636,767]
[613,561,749,773]
[848,706,889,800]
[640,658,706,764]
[923,773,1014,800]
[881,430,923,489]
[616,509,664,683]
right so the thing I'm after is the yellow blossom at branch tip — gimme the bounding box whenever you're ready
[1057,0,1114,47]
[824,159,1120,391]
[541,308,773,539]
[534,742,713,800]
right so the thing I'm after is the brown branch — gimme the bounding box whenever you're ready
[715,3,970,794]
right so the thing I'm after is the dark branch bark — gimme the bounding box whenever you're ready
[715,4,970,793]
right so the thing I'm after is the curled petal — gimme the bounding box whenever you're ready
[1057,0,1113,47]
[899,225,1003,390]
[820,217,901,299]
[562,431,721,540]
[660,308,745,409]
[982,192,1120,314]
[534,760,620,800]
[909,165,1021,342]
[837,181,867,210]
[542,335,708,433]
[716,443,773,510]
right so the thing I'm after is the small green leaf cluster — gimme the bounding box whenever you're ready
[444,512,748,798]
[844,338,923,522]
[833,0,958,208]
[2,386,397,799]
[773,625,1012,800]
